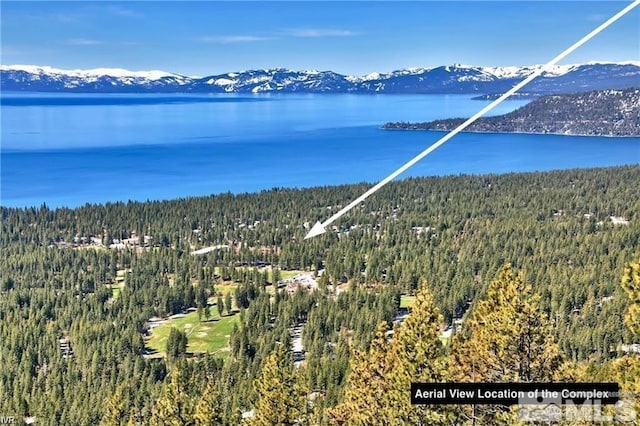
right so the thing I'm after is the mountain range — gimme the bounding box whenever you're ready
[1,62,639,94]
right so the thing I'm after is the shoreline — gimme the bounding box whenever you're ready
[3,164,640,211]
[380,126,640,139]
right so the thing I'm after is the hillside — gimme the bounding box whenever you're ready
[383,88,640,136]
[1,62,639,94]
[1,165,639,423]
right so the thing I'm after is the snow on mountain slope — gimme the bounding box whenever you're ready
[0,65,188,80]
[1,62,638,94]
[483,64,578,79]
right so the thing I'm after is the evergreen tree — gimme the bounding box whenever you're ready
[194,381,223,426]
[329,322,392,425]
[125,408,139,426]
[621,259,640,336]
[250,346,306,425]
[386,284,451,425]
[217,296,224,318]
[101,383,130,426]
[450,265,563,423]
[272,266,281,285]
[225,292,233,316]
[166,328,188,364]
[1,165,639,423]
[452,265,562,382]
[609,259,640,419]
[150,365,195,426]
[588,355,640,424]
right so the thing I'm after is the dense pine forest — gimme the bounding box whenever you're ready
[1,165,639,425]
[383,88,640,136]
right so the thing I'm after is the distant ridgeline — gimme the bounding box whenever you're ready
[383,88,640,137]
[2,62,639,94]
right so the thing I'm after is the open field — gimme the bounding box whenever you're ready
[279,270,303,280]
[400,295,415,309]
[215,283,238,296]
[213,266,305,283]
[146,268,309,357]
[146,310,240,358]
[108,269,128,299]
[109,283,124,299]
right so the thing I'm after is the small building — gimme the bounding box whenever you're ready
[59,337,73,358]
[610,216,629,225]
[280,273,319,295]
[620,344,640,354]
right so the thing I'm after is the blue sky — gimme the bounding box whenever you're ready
[1,1,638,76]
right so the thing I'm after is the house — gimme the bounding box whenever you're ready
[280,273,319,295]
[610,216,629,225]
[59,337,73,358]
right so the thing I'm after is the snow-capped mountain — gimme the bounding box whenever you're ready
[1,62,638,94]
[198,68,352,93]
[0,64,192,92]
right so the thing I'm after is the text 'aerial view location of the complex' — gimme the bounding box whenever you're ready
[1,1,639,425]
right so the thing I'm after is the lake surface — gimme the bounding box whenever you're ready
[2,93,639,208]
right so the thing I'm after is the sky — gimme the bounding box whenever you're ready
[1,1,638,76]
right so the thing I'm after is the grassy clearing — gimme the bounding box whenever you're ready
[110,283,124,299]
[146,310,240,358]
[400,295,415,309]
[108,269,129,299]
[215,283,238,296]
[213,266,305,283]
[279,270,303,280]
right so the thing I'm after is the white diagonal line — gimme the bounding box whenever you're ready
[305,0,640,239]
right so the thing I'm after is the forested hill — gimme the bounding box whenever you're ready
[383,88,640,136]
[1,166,639,424]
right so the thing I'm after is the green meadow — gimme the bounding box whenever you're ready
[146,310,240,358]
[400,294,415,308]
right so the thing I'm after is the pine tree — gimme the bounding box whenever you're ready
[450,265,562,424]
[621,259,640,336]
[272,266,281,285]
[329,322,392,424]
[125,408,138,426]
[150,365,195,426]
[610,259,640,419]
[452,265,561,382]
[166,327,188,364]
[225,292,233,316]
[194,380,223,426]
[217,296,224,318]
[251,346,306,425]
[101,383,130,426]
[386,284,451,425]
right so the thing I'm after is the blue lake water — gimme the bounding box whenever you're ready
[1,93,639,208]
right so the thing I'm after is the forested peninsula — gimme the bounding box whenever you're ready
[1,166,640,425]
[383,88,640,137]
